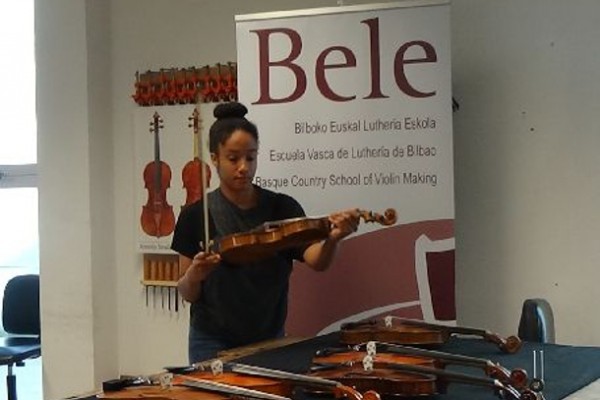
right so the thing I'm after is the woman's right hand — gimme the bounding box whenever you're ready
[187,251,221,281]
[177,251,221,302]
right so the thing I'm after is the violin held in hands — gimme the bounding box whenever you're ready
[214,208,397,264]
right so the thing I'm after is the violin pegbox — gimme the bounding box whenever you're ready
[366,341,377,357]
[362,355,374,372]
[210,359,224,375]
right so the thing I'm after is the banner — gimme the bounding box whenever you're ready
[235,0,454,336]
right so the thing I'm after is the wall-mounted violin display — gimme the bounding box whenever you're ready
[140,112,176,238]
[132,63,238,107]
[215,208,397,265]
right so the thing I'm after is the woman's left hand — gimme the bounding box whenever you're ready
[328,208,360,242]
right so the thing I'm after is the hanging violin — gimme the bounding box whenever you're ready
[140,112,176,238]
[214,208,397,264]
[339,316,522,354]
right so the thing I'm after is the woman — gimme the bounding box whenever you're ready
[171,101,359,363]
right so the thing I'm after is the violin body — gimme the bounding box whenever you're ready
[99,385,223,400]
[171,371,293,397]
[309,364,438,398]
[340,319,446,347]
[218,216,331,264]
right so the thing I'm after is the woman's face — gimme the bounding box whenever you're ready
[211,129,258,193]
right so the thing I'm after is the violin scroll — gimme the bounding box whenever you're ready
[358,208,397,226]
[507,368,529,390]
[485,333,522,354]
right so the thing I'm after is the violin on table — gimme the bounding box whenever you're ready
[313,341,530,390]
[99,373,293,400]
[308,355,542,400]
[340,316,522,354]
[162,360,381,400]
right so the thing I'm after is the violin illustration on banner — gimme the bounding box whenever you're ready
[182,107,212,208]
[140,112,176,238]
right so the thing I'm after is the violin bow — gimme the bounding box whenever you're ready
[180,376,292,400]
[195,95,211,251]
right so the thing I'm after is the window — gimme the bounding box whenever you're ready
[0,0,38,332]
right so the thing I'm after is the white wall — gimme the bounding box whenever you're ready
[451,1,600,346]
[36,0,600,398]
[37,0,117,398]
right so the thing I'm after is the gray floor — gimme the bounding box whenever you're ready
[0,357,42,400]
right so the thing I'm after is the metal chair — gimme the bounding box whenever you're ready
[518,298,555,343]
[0,274,41,400]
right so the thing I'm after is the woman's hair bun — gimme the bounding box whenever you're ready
[213,102,248,120]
